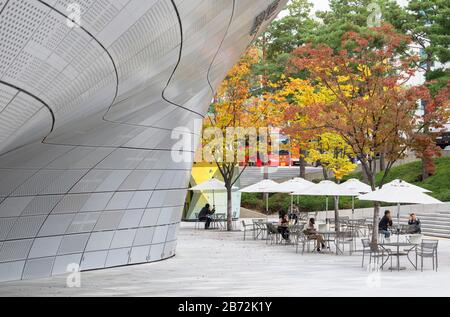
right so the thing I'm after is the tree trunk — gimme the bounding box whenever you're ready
[322,166,328,180]
[334,196,339,233]
[226,187,233,231]
[362,165,369,183]
[422,157,432,181]
[299,149,306,178]
[379,153,386,171]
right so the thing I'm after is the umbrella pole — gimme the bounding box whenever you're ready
[352,196,355,221]
[397,202,400,243]
[266,194,269,214]
[326,196,328,223]
[291,195,294,214]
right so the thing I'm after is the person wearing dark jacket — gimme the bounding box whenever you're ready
[379,210,393,238]
[278,213,290,241]
[407,213,422,234]
[198,203,215,229]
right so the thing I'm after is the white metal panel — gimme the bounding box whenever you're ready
[105,191,134,210]
[38,214,75,236]
[118,210,143,229]
[164,240,177,258]
[0,239,33,262]
[58,233,90,255]
[127,191,152,209]
[152,226,168,244]
[129,245,150,264]
[110,229,137,249]
[0,261,25,282]
[28,236,63,258]
[22,257,55,280]
[80,251,108,271]
[80,193,114,212]
[7,215,46,239]
[85,231,115,252]
[133,227,155,246]
[0,218,16,240]
[66,212,101,234]
[94,210,124,231]
[19,195,61,216]
[140,208,161,227]
[52,254,82,276]
[0,197,34,217]
[105,248,131,267]
[148,243,165,262]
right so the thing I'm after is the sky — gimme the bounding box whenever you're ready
[311,0,410,13]
[277,1,410,19]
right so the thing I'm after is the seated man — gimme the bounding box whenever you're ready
[198,203,215,229]
[379,210,393,238]
[407,213,422,234]
[304,218,326,252]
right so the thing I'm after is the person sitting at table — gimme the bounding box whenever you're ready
[304,218,326,252]
[407,213,421,234]
[288,208,299,225]
[278,213,290,242]
[198,203,215,230]
[378,210,393,238]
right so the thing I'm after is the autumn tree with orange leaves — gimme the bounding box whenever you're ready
[202,47,283,230]
[288,24,449,246]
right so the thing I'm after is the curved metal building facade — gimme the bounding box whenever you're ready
[0,0,285,282]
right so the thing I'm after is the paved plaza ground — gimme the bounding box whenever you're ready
[0,223,449,297]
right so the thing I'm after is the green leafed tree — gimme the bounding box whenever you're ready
[253,0,318,85]
[312,0,407,49]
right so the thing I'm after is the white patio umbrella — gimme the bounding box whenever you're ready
[272,178,315,213]
[359,183,443,242]
[239,179,279,213]
[293,180,357,221]
[189,178,238,206]
[340,179,372,219]
[382,179,431,193]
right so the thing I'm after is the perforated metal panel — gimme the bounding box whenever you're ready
[57,233,90,255]
[80,250,108,271]
[28,236,63,258]
[85,231,114,252]
[66,212,101,234]
[22,257,55,280]
[38,214,75,236]
[0,239,33,262]
[7,215,46,239]
[94,210,124,231]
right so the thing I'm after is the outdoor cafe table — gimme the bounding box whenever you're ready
[379,242,418,271]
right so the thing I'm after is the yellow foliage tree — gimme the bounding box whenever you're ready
[201,47,284,229]
[306,132,357,181]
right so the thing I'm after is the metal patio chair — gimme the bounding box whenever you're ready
[416,239,439,272]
